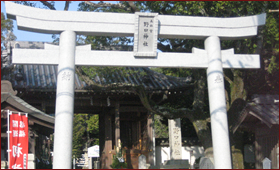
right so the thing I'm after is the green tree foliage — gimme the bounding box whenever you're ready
[76,1,136,86]
[86,114,99,145]
[72,114,100,158]
[72,114,87,158]
[154,114,168,138]
[1,12,16,50]
[77,1,134,50]
[110,144,128,169]
[154,115,197,138]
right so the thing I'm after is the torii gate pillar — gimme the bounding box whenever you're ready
[205,36,231,168]
[52,30,76,169]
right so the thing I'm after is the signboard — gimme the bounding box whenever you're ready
[244,144,255,163]
[199,157,215,169]
[88,145,99,158]
[262,157,271,169]
[134,12,158,57]
[9,113,28,169]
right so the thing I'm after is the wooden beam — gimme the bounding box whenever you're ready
[29,117,54,129]
[119,106,147,113]
[119,101,142,105]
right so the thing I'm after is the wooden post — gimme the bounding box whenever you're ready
[147,112,155,166]
[138,114,141,150]
[104,111,112,169]
[28,128,35,154]
[115,101,120,149]
[99,109,105,169]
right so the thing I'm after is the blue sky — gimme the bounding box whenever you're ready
[1,1,117,42]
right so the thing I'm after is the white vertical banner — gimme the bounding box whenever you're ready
[7,110,11,168]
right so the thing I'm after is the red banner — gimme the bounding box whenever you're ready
[9,113,28,169]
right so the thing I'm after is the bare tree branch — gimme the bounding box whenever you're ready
[64,1,71,11]
[127,1,140,13]
[84,1,140,13]
[40,1,56,10]
[255,27,264,55]
[134,85,194,119]
[192,69,206,111]
[75,67,96,87]
[76,65,195,120]
[224,73,233,84]
[84,1,126,9]
[269,9,279,13]
[157,42,172,52]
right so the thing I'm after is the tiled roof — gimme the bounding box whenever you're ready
[2,65,192,92]
[1,41,192,92]
[233,94,279,133]
[1,92,54,124]
[248,94,279,125]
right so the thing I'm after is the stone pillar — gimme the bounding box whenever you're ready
[53,30,76,169]
[139,154,147,169]
[88,157,92,169]
[205,36,232,169]
[168,118,182,160]
[28,153,35,169]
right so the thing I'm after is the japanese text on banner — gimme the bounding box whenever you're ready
[9,113,28,169]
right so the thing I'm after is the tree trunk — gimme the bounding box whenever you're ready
[190,70,214,161]
[226,70,247,169]
[192,119,213,159]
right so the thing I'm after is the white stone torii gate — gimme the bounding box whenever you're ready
[5,2,266,169]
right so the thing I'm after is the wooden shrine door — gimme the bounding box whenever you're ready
[119,112,149,169]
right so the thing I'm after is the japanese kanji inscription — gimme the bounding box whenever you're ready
[134,12,158,57]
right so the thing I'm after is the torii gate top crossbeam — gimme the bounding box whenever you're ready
[5,1,266,40]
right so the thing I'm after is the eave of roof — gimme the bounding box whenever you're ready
[233,94,279,133]
[1,92,54,124]
[2,65,192,92]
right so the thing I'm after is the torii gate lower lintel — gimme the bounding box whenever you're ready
[5,2,266,169]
